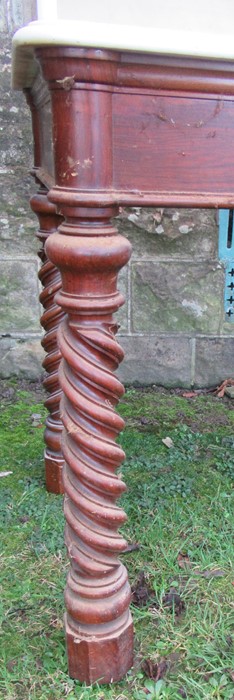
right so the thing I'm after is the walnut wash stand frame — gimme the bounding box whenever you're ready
[12,37,234,683]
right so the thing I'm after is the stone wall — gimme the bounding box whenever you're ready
[0,0,233,387]
[0,6,42,381]
[117,208,234,386]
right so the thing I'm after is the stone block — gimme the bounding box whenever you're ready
[132,261,224,334]
[222,319,234,334]
[0,35,38,256]
[0,0,36,32]
[117,335,192,387]
[0,202,38,256]
[194,337,234,387]
[0,258,40,332]
[0,336,44,379]
[115,266,129,332]
[117,208,218,261]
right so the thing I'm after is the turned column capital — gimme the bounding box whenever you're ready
[46,218,131,301]
[35,48,115,197]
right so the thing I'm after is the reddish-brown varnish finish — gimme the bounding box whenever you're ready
[25,89,65,494]
[30,186,65,494]
[24,45,234,682]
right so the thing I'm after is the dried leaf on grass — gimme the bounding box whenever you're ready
[6,660,17,673]
[177,552,192,569]
[131,571,155,607]
[162,589,185,616]
[142,652,182,682]
[199,568,225,579]
[142,657,168,681]
[228,669,234,682]
[140,416,150,425]
[177,552,226,578]
[0,471,13,477]
[215,378,234,398]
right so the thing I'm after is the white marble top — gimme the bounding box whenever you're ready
[12,1,234,90]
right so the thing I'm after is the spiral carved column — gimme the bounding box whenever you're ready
[30,186,65,494]
[35,45,134,680]
[46,213,133,683]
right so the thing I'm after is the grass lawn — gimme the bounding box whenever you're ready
[0,379,233,700]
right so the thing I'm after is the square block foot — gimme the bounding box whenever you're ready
[45,454,64,494]
[66,615,134,684]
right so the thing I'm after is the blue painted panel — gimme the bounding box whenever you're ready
[224,262,234,321]
[219,210,234,322]
[219,209,234,261]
